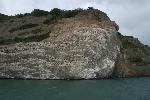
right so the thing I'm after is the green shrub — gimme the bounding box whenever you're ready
[87,7,94,10]
[50,8,62,17]
[16,14,24,18]
[63,10,78,18]
[43,16,57,25]
[43,18,51,25]
[24,13,31,16]
[31,9,49,17]
[49,8,83,18]
[0,13,11,22]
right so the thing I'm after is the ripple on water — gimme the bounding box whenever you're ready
[0,77,150,100]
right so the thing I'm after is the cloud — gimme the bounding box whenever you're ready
[0,0,149,45]
[0,0,89,14]
[101,0,150,45]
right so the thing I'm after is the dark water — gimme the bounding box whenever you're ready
[0,77,150,100]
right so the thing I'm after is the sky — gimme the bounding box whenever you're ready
[0,0,149,45]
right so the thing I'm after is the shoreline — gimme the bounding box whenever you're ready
[0,76,149,80]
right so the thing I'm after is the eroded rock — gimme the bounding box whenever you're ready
[0,27,120,79]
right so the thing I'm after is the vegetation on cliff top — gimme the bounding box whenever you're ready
[0,7,109,23]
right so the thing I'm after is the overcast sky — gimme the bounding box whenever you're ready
[0,0,149,45]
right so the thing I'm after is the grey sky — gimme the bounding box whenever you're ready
[0,0,149,45]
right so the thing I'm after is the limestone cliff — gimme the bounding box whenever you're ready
[0,8,149,79]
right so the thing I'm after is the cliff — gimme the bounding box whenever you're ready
[0,8,149,79]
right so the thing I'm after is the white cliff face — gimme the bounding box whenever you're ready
[0,27,120,79]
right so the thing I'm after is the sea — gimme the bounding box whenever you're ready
[0,77,150,100]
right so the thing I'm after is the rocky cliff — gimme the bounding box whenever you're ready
[0,8,149,79]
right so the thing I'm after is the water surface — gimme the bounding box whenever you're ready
[0,77,150,100]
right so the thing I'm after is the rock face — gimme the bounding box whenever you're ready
[0,27,119,79]
[0,8,149,79]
